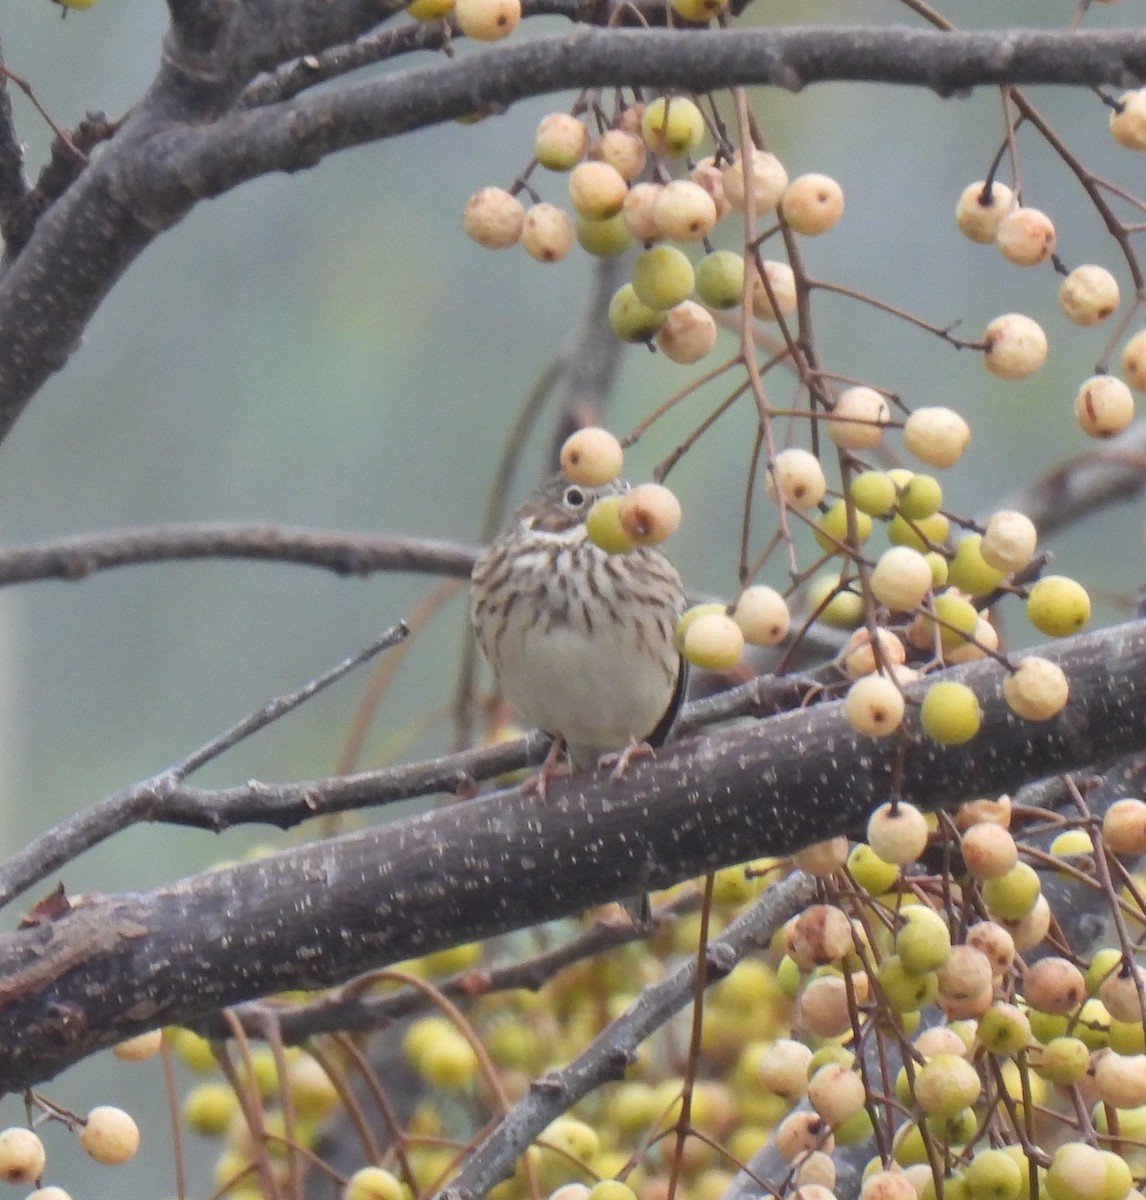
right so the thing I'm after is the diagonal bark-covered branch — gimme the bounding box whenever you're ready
[0,617,1141,1095]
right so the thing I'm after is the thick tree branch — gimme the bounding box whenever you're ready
[0,618,1141,1094]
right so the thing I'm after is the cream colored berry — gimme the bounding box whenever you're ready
[843,627,906,678]
[845,673,905,737]
[955,179,1013,243]
[568,161,628,219]
[870,546,933,612]
[455,0,521,38]
[0,1128,45,1184]
[721,146,788,211]
[618,483,681,545]
[828,386,890,450]
[652,179,718,242]
[688,160,730,222]
[768,448,826,510]
[113,1029,164,1061]
[731,586,790,646]
[996,206,1056,265]
[621,182,664,242]
[903,406,971,467]
[983,313,1048,380]
[462,187,524,249]
[1059,264,1120,325]
[346,1166,406,1200]
[1123,328,1146,391]
[750,260,797,321]
[1102,798,1146,855]
[867,800,929,865]
[640,96,706,157]
[683,611,744,670]
[1110,89,1146,149]
[961,823,1018,880]
[560,427,623,486]
[656,301,716,363]
[1002,657,1069,721]
[981,510,1037,573]
[521,203,575,263]
[79,1106,140,1165]
[781,173,844,235]
[592,129,647,181]
[1094,1051,1146,1109]
[534,113,589,171]
[1075,374,1135,437]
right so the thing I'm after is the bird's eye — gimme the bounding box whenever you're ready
[563,486,587,509]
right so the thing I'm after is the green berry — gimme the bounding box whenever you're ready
[919,681,981,745]
[695,250,745,309]
[607,283,666,343]
[1026,575,1091,637]
[631,246,695,310]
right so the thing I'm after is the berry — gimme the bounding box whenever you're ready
[1002,656,1069,721]
[607,283,666,343]
[631,245,695,310]
[567,161,627,219]
[79,1106,140,1164]
[780,173,845,235]
[652,179,718,241]
[1026,575,1090,637]
[731,586,790,646]
[591,129,646,181]
[949,534,1005,596]
[1122,328,1146,391]
[869,545,933,612]
[0,1128,45,1184]
[674,602,727,652]
[522,203,575,262]
[575,213,632,257]
[670,0,728,24]
[980,510,1037,572]
[887,510,949,552]
[960,823,1018,880]
[903,407,970,467]
[534,113,589,171]
[721,147,788,211]
[695,250,745,309]
[1059,264,1120,325]
[814,498,873,553]
[896,473,942,520]
[618,483,681,545]
[995,207,1056,265]
[683,612,744,670]
[955,179,1013,243]
[689,157,731,219]
[845,674,905,737]
[113,1029,163,1061]
[1045,1142,1108,1200]
[454,0,521,39]
[463,187,524,248]
[896,906,952,973]
[345,1166,406,1200]
[851,470,898,516]
[750,261,797,321]
[656,301,717,363]
[914,1054,982,1117]
[982,861,1041,920]
[585,494,636,553]
[827,387,889,450]
[920,681,982,745]
[560,427,623,486]
[768,447,826,510]
[640,96,706,157]
[1074,374,1134,438]
[867,800,929,865]
[1102,798,1146,855]
[621,182,663,241]
[982,313,1048,379]
[843,627,905,678]
[1110,89,1146,149]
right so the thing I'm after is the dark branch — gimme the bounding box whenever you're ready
[0,618,1142,1094]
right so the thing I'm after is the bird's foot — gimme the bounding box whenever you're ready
[521,736,568,800]
[598,738,655,780]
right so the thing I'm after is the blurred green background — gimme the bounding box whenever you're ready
[0,0,1142,1194]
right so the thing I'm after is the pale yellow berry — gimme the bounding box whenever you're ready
[828,386,889,450]
[113,1029,164,1061]
[406,0,455,21]
[721,146,788,211]
[902,406,971,467]
[843,627,905,678]
[768,447,826,510]
[79,1106,140,1165]
[455,0,520,38]
[560,427,624,486]
[618,483,681,545]
[463,187,524,249]
[689,157,731,220]
[750,260,797,321]
[653,179,718,241]
[780,173,844,235]
[845,673,905,737]
[621,182,664,242]
[1110,89,1146,149]
[585,494,636,553]
[640,96,706,157]
[996,207,1056,265]
[980,510,1037,573]
[346,1166,406,1200]
[1075,374,1135,437]
[631,245,695,310]
[683,611,745,670]
[1002,656,1069,721]
[1026,575,1090,637]
[1094,1051,1146,1109]
[1120,329,1146,397]
[568,161,628,219]
[869,546,933,612]
[961,823,1018,880]
[670,0,728,22]
[867,800,929,865]
[955,179,1013,243]
[655,301,717,363]
[731,586,790,646]
[534,113,589,171]
[920,680,982,745]
[592,129,647,181]
[521,203,575,262]
[1059,264,1120,325]
[983,313,1048,380]
[792,836,849,876]
[0,1129,45,1184]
